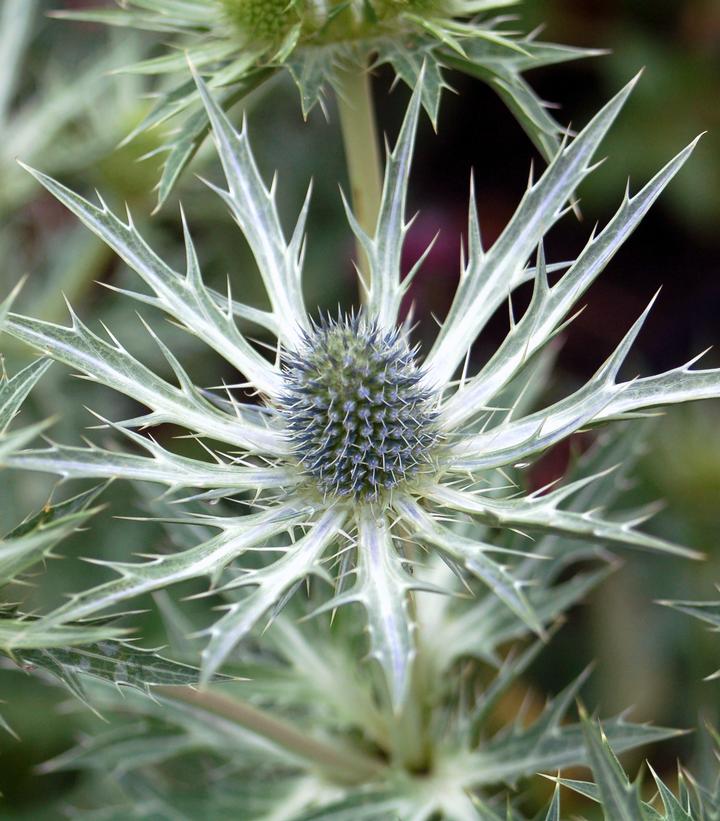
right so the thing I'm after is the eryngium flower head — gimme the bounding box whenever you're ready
[6,70,718,710]
[221,0,292,41]
[220,0,468,43]
[280,315,439,500]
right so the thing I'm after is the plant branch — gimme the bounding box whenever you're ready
[335,62,383,301]
[157,686,384,783]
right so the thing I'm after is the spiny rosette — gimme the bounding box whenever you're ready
[4,71,718,707]
[279,315,440,500]
[56,0,597,207]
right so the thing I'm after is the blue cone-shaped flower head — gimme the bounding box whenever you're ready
[280,315,440,501]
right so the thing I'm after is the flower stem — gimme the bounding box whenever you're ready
[388,625,433,773]
[157,686,383,783]
[335,62,383,302]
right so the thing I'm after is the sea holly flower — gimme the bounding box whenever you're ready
[55,0,603,206]
[3,69,719,711]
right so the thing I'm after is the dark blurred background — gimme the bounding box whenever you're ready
[0,0,719,817]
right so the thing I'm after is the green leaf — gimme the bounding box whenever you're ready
[414,424,650,671]
[13,641,229,708]
[597,360,720,421]
[0,484,106,587]
[542,784,561,821]
[50,7,205,33]
[440,565,613,669]
[67,771,333,820]
[468,634,550,739]
[375,38,448,126]
[71,681,309,768]
[17,162,282,395]
[580,710,646,821]
[660,592,720,680]
[116,41,239,76]
[16,504,311,643]
[296,790,410,821]
[429,480,702,561]
[452,322,718,477]
[0,709,17,739]
[0,419,49,461]
[259,613,387,743]
[312,509,421,711]
[0,620,127,652]
[199,507,346,684]
[549,776,601,803]
[5,309,285,455]
[466,37,606,73]
[442,136,699,429]
[0,280,20,326]
[154,67,275,209]
[461,677,682,788]
[453,291,662,466]
[0,0,36,126]
[40,722,199,776]
[660,595,720,629]
[396,495,543,636]
[648,764,694,821]
[6,439,296,492]
[192,69,309,348]
[0,285,52,458]
[0,358,51,434]
[444,37,603,165]
[294,771,484,821]
[426,75,640,384]
[345,69,423,331]
[287,46,335,118]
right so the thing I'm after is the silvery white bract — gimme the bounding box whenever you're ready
[4,68,719,713]
[0,288,127,692]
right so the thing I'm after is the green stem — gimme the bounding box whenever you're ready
[335,62,383,302]
[388,619,433,773]
[157,686,383,784]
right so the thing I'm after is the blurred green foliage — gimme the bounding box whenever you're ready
[525,0,720,235]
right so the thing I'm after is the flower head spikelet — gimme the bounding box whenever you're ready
[280,314,440,501]
[220,0,297,42]
[220,0,470,44]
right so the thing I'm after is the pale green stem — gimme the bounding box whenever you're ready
[335,62,383,302]
[389,669,431,773]
[157,686,383,784]
[388,537,433,772]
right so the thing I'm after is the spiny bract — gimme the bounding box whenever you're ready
[280,315,440,501]
[4,67,720,712]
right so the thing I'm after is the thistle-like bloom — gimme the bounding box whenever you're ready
[5,70,720,708]
[280,316,441,500]
[58,0,530,108]
[56,0,601,205]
